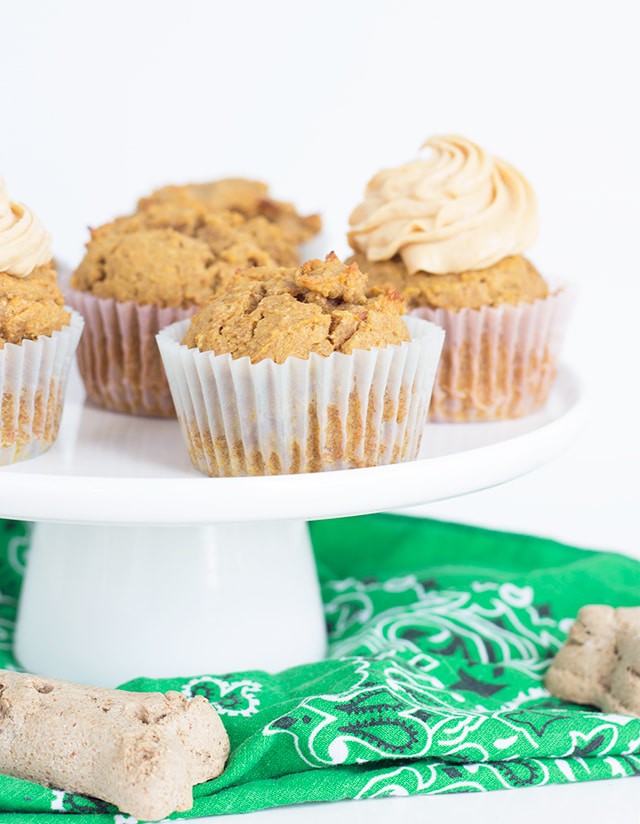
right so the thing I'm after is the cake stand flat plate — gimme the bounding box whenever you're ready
[0,365,583,525]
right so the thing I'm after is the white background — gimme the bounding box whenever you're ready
[2,0,640,819]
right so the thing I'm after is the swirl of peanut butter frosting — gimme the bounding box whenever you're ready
[348,135,538,275]
[0,174,52,277]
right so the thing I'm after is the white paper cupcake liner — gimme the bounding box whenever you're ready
[0,311,84,466]
[411,288,574,422]
[65,286,195,417]
[157,315,445,477]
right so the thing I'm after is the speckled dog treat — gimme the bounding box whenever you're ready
[0,669,230,821]
[545,605,640,717]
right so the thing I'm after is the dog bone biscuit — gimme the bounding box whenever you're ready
[545,605,640,716]
[0,669,230,821]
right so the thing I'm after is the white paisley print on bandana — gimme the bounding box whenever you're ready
[263,574,640,794]
[182,676,262,717]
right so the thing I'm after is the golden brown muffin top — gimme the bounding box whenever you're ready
[0,262,70,347]
[139,178,321,246]
[183,252,410,364]
[93,201,300,268]
[71,199,303,308]
[348,253,548,311]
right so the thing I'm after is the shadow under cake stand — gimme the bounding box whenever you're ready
[0,364,583,687]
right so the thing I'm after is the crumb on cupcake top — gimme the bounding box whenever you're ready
[348,253,548,311]
[0,262,70,348]
[71,203,299,308]
[138,178,322,246]
[182,252,410,363]
[94,201,300,268]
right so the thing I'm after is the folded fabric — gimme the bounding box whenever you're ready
[0,515,638,822]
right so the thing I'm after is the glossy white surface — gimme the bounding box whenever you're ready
[9,366,583,686]
[15,520,326,686]
[0,365,583,525]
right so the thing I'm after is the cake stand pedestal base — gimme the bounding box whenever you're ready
[14,520,326,687]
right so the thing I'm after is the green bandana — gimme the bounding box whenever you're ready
[0,515,638,822]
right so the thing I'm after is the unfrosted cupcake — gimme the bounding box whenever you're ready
[0,175,83,465]
[157,253,444,476]
[67,190,318,417]
[348,135,573,422]
[139,177,321,247]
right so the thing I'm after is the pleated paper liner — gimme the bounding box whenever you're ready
[411,288,574,422]
[157,316,445,477]
[65,286,195,417]
[0,311,84,466]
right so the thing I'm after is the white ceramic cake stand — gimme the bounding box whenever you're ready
[0,365,583,687]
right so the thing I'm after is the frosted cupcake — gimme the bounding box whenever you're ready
[348,135,573,421]
[67,193,316,417]
[0,176,83,465]
[157,253,444,476]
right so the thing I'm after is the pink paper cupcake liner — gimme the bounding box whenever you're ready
[65,286,195,417]
[411,288,574,422]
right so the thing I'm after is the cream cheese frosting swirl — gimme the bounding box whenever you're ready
[348,135,538,275]
[0,175,52,277]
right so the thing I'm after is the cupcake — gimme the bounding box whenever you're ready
[138,177,321,247]
[0,175,83,465]
[157,252,444,476]
[67,185,321,417]
[348,135,573,422]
